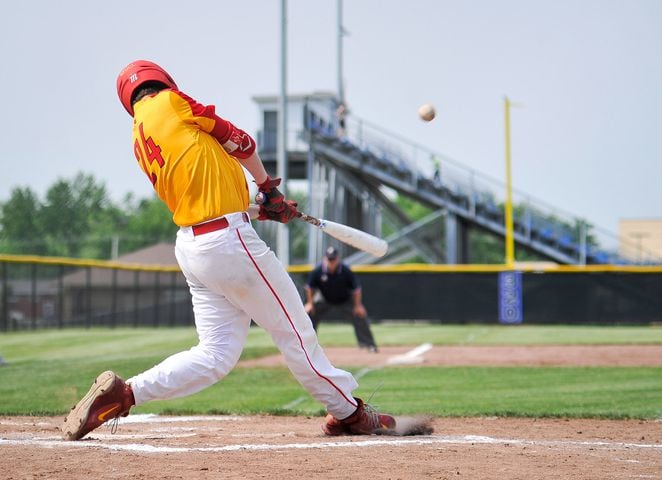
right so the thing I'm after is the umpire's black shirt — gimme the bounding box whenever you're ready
[306,262,359,305]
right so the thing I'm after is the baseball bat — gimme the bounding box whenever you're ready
[248,203,388,258]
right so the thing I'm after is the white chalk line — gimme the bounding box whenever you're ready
[0,414,244,426]
[282,344,430,410]
[386,342,433,365]
[120,414,245,424]
[1,434,660,455]
[282,397,307,410]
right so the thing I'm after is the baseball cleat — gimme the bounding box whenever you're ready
[322,413,352,435]
[61,370,134,441]
[322,397,396,435]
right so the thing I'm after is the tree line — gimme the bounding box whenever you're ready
[0,172,572,264]
[0,173,175,259]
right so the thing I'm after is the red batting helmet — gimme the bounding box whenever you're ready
[116,60,178,116]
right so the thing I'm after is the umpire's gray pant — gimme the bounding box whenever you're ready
[310,298,378,349]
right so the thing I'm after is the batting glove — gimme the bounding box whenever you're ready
[255,176,300,224]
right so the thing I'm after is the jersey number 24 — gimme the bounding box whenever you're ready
[134,123,165,186]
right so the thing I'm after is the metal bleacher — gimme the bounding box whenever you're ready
[302,109,652,265]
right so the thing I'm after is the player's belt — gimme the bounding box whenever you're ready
[192,213,249,236]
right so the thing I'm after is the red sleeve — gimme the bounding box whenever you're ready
[173,90,256,159]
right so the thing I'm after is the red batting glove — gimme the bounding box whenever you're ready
[255,176,300,223]
[257,199,299,223]
[256,176,284,210]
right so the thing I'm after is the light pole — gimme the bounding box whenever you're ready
[337,0,345,104]
[277,0,289,265]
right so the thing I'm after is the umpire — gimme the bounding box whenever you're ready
[305,246,379,352]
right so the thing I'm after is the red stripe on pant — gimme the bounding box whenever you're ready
[235,229,357,408]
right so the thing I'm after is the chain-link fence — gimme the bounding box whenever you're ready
[0,257,190,331]
[3,255,661,331]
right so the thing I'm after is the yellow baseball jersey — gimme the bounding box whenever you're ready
[132,89,250,226]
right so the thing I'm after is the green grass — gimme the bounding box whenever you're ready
[318,323,662,346]
[0,324,660,419]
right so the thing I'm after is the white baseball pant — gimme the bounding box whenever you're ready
[128,212,359,419]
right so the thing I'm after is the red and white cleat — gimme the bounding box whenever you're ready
[62,371,134,441]
[322,397,396,435]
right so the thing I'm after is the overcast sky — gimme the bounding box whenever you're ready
[1,0,660,237]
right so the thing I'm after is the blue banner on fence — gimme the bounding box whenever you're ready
[498,271,523,324]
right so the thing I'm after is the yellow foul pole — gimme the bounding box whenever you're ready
[504,96,515,267]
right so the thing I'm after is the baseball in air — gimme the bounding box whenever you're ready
[417,103,436,122]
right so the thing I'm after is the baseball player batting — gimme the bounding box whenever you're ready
[61,60,397,440]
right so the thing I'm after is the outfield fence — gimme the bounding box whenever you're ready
[0,255,188,331]
[1,255,661,331]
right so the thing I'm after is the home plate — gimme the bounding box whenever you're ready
[386,343,433,365]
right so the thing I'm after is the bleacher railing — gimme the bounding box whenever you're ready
[305,110,660,265]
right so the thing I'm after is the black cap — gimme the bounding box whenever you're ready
[325,246,339,260]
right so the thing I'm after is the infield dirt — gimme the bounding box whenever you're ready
[1,345,660,479]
